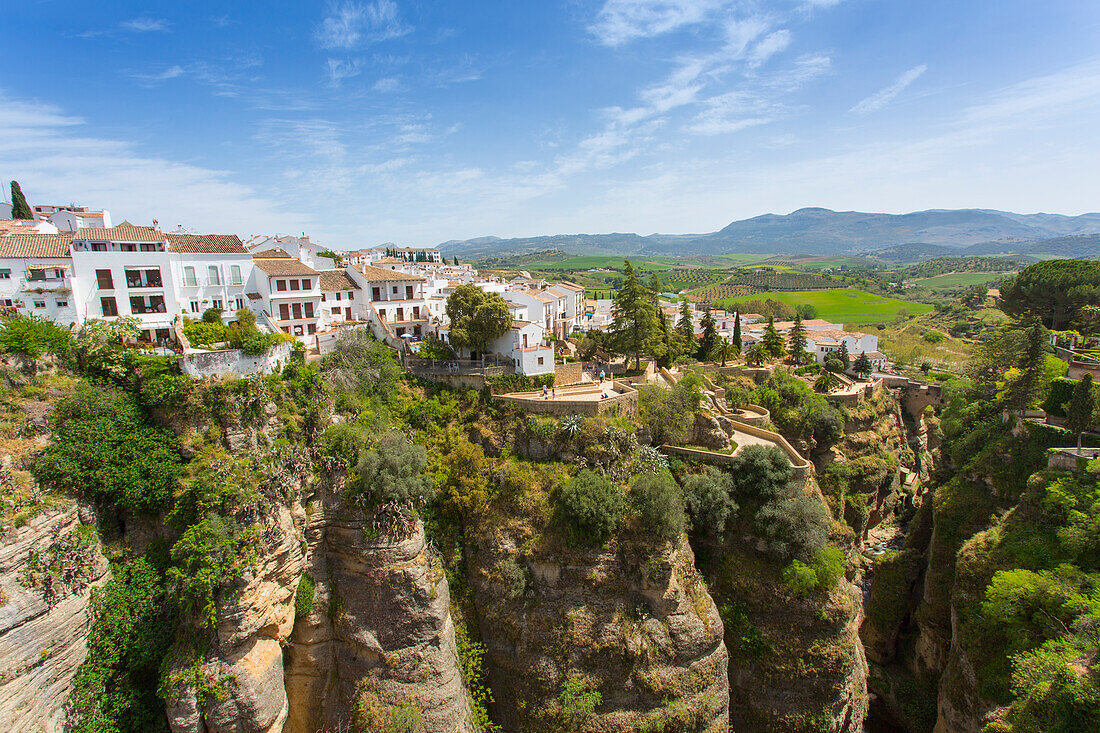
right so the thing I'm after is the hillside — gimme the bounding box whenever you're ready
[440,208,1100,259]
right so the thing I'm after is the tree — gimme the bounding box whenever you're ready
[787,313,808,365]
[746,343,767,366]
[762,316,785,358]
[446,284,512,355]
[650,274,673,367]
[555,469,626,544]
[732,312,742,353]
[675,299,695,357]
[630,470,685,541]
[610,260,658,370]
[453,256,459,266]
[838,341,851,369]
[1002,319,1050,411]
[1065,373,1097,452]
[9,180,33,219]
[715,339,735,366]
[853,351,873,379]
[697,308,718,361]
[795,303,818,320]
[349,430,434,509]
[1000,259,1100,329]
[824,356,845,373]
[814,371,841,393]
[682,467,737,536]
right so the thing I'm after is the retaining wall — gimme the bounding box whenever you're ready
[181,341,294,378]
[495,380,638,417]
[555,361,584,385]
[660,442,812,481]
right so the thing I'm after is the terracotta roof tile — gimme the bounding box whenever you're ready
[353,263,425,282]
[319,270,358,291]
[252,248,291,258]
[0,233,73,258]
[253,258,319,276]
[166,233,248,254]
[74,221,165,242]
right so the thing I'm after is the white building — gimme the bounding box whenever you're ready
[318,270,360,328]
[347,263,430,339]
[245,234,336,271]
[166,233,253,318]
[249,255,322,337]
[49,208,112,232]
[0,233,77,324]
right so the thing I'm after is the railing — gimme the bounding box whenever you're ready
[405,356,510,377]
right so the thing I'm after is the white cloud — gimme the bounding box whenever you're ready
[748,30,791,67]
[132,65,186,82]
[0,91,305,236]
[121,17,169,32]
[850,63,927,114]
[590,0,729,46]
[315,1,409,50]
[372,76,402,92]
[326,58,363,87]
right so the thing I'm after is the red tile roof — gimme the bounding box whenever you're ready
[0,233,73,258]
[166,233,248,254]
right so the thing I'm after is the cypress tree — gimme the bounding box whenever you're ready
[453,256,459,266]
[610,260,658,370]
[732,311,742,353]
[787,312,808,364]
[697,308,718,361]
[10,181,33,220]
[762,316,785,358]
[676,299,695,358]
[838,341,851,369]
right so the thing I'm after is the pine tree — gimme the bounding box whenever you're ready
[1004,319,1049,410]
[9,181,33,220]
[697,308,718,361]
[1066,373,1097,452]
[838,341,851,369]
[649,274,673,367]
[762,316,785,358]
[732,311,742,354]
[610,260,658,370]
[854,351,873,379]
[676,299,695,358]
[787,312,808,364]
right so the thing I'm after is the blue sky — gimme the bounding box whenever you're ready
[2,1,1100,247]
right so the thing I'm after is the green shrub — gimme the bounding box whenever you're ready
[182,318,229,347]
[33,384,182,514]
[69,558,173,733]
[681,466,737,535]
[754,489,830,560]
[349,431,434,509]
[782,560,819,596]
[629,470,685,541]
[0,314,71,360]
[638,379,701,445]
[923,330,945,343]
[323,329,403,404]
[485,373,555,392]
[167,512,260,630]
[729,445,793,501]
[554,469,626,544]
[295,573,316,620]
[559,678,602,727]
[139,372,192,408]
[388,701,425,733]
[782,547,846,596]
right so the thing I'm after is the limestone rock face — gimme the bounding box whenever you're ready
[283,497,474,733]
[0,503,109,733]
[469,532,730,732]
[693,412,731,451]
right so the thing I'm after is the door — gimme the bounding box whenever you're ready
[345,307,351,320]
[372,287,381,301]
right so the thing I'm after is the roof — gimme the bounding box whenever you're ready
[373,257,404,264]
[319,270,359,291]
[0,233,73,258]
[353,263,425,282]
[166,233,248,254]
[74,221,164,242]
[253,258,319,277]
[253,248,291,258]
[555,281,585,292]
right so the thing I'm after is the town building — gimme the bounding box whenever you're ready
[0,233,77,324]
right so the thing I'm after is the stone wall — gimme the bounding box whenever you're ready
[181,341,293,378]
[554,361,583,385]
[496,381,638,417]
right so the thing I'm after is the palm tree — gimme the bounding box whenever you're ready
[716,340,735,366]
[746,343,767,366]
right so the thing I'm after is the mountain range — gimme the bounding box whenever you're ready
[438,208,1100,260]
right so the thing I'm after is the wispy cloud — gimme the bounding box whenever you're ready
[125,57,264,95]
[326,58,363,87]
[748,30,791,67]
[590,0,729,46]
[315,1,410,50]
[850,63,927,114]
[0,90,304,236]
[121,17,170,33]
[372,76,402,92]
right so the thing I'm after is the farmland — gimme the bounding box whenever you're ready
[711,288,934,326]
[907,271,1009,290]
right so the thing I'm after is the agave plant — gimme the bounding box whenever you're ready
[560,414,583,439]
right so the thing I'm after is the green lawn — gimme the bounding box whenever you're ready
[713,288,934,326]
[908,272,1009,289]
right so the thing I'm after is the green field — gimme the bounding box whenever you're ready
[713,288,933,326]
[908,272,1009,289]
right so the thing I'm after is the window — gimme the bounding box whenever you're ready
[235,296,245,310]
[0,299,12,307]
[120,243,136,252]
[289,279,300,291]
[126,269,162,288]
[406,285,414,299]
[348,292,354,300]
[139,243,159,252]
[190,300,200,313]
[301,279,311,291]
[33,300,46,309]
[91,243,108,252]
[183,266,197,286]
[307,324,316,334]
[101,297,118,316]
[27,268,45,282]
[292,303,302,319]
[538,357,544,365]
[0,269,9,279]
[372,287,381,301]
[335,292,341,301]
[208,266,221,286]
[276,279,287,291]
[279,303,290,320]
[392,286,398,295]
[331,307,341,316]
[229,265,242,285]
[96,269,114,289]
[304,303,314,318]
[56,299,68,308]
[212,299,223,310]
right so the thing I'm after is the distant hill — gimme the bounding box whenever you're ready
[965,233,1100,258]
[439,208,1100,259]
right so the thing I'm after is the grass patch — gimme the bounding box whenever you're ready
[714,288,933,326]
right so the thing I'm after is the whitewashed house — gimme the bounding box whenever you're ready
[248,256,322,337]
[166,233,253,318]
[0,233,77,324]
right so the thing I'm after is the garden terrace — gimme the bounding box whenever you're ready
[494,380,638,417]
